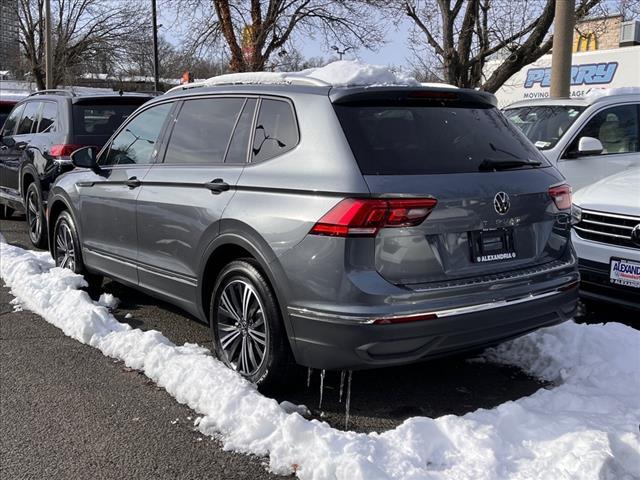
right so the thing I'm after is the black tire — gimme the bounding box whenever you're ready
[53,210,103,297]
[0,204,14,219]
[210,259,296,388]
[25,183,48,249]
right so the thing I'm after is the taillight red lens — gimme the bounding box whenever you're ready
[50,144,83,158]
[548,184,572,210]
[310,198,437,237]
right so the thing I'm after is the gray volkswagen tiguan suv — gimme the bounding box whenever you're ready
[47,77,579,386]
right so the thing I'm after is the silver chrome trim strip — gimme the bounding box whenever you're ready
[582,209,640,222]
[288,288,567,325]
[581,218,633,230]
[574,225,630,240]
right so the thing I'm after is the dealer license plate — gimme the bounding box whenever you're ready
[610,258,640,289]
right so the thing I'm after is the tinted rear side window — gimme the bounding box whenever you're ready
[38,101,57,133]
[73,104,140,136]
[1,103,24,135]
[16,102,40,135]
[164,97,244,164]
[252,99,298,162]
[334,102,546,175]
[225,98,256,164]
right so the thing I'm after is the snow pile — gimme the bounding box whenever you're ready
[1,236,639,479]
[169,60,419,92]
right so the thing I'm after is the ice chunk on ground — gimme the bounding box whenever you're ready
[1,235,638,480]
[98,293,120,310]
[279,401,311,418]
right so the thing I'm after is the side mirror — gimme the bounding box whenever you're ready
[577,136,604,156]
[71,146,98,169]
[1,136,16,147]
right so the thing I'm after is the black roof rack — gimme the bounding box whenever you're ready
[29,89,75,97]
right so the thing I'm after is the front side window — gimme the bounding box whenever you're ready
[38,101,57,133]
[16,102,40,135]
[252,99,298,163]
[567,104,639,155]
[1,103,25,136]
[100,103,171,166]
[164,97,244,164]
[504,105,586,150]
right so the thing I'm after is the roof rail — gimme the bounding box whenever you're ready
[29,89,75,97]
[283,75,331,87]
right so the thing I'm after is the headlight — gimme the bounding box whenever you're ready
[571,204,582,225]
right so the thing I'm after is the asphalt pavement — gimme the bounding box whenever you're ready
[1,214,634,479]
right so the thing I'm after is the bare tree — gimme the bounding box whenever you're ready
[388,0,603,92]
[15,0,146,89]
[170,0,385,72]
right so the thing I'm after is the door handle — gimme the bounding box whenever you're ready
[204,178,230,194]
[125,176,141,189]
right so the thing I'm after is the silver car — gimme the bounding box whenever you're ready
[504,90,640,190]
[47,78,579,386]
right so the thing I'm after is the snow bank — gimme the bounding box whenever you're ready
[168,60,419,92]
[1,236,638,479]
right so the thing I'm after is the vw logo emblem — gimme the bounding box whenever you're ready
[494,192,511,215]
[631,224,640,247]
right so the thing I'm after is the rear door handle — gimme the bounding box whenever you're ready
[125,176,141,189]
[204,178,230,194]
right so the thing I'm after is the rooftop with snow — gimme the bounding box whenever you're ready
[167,60,458,93]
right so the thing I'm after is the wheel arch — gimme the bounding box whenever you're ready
[197,223,296,344]
[46,192,81,257]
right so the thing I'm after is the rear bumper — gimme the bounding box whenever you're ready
[287,283,579,370]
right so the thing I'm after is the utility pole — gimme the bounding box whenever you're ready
[44,0,53,89]
[550,0,575,98]
[331,46,353,60]
[151,0,160,91]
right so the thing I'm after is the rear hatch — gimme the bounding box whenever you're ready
[71,96,151,148]
[331,88,571,285]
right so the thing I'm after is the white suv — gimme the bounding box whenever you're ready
[572,168,640,309]
[504,89,640,190]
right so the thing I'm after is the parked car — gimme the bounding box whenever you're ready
[46,77,579,386]
[0,89,153,247]
[504,89,640,190]
[572,168,640,309]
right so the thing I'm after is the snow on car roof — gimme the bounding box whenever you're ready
[167,60,424,93]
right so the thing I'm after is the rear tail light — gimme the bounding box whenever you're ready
[548,184,572,210]
[50,144,83,158]
[310,198,437,237]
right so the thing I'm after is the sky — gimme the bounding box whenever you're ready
[158,6,417,69]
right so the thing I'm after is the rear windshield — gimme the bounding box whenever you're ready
[334,102,547,175]
[72,104,142,137]
[504,105,586,150]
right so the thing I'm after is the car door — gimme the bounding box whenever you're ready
[0,102,25,201]
[558,103,640,190]
[2,101,40,198]
[78,101,173,285]
[136,96,255,307]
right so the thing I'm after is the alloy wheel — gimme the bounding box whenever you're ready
[54,221,76,271]
[216,279,270,376]
[27,188,41,242]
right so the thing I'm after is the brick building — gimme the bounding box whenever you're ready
[573,15,636,52]
[0,0,20,73]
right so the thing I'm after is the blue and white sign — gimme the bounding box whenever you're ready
[610,258,640,289]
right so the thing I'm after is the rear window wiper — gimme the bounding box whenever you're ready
[478,158,541,171]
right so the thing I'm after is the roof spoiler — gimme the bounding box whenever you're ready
[329,86,497,107]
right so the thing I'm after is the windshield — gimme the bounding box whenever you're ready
[334,101,547,175]
[504,105,586,150]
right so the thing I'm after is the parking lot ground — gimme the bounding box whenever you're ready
[2,214,637,477]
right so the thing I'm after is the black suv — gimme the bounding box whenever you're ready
[0,89,152,247]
